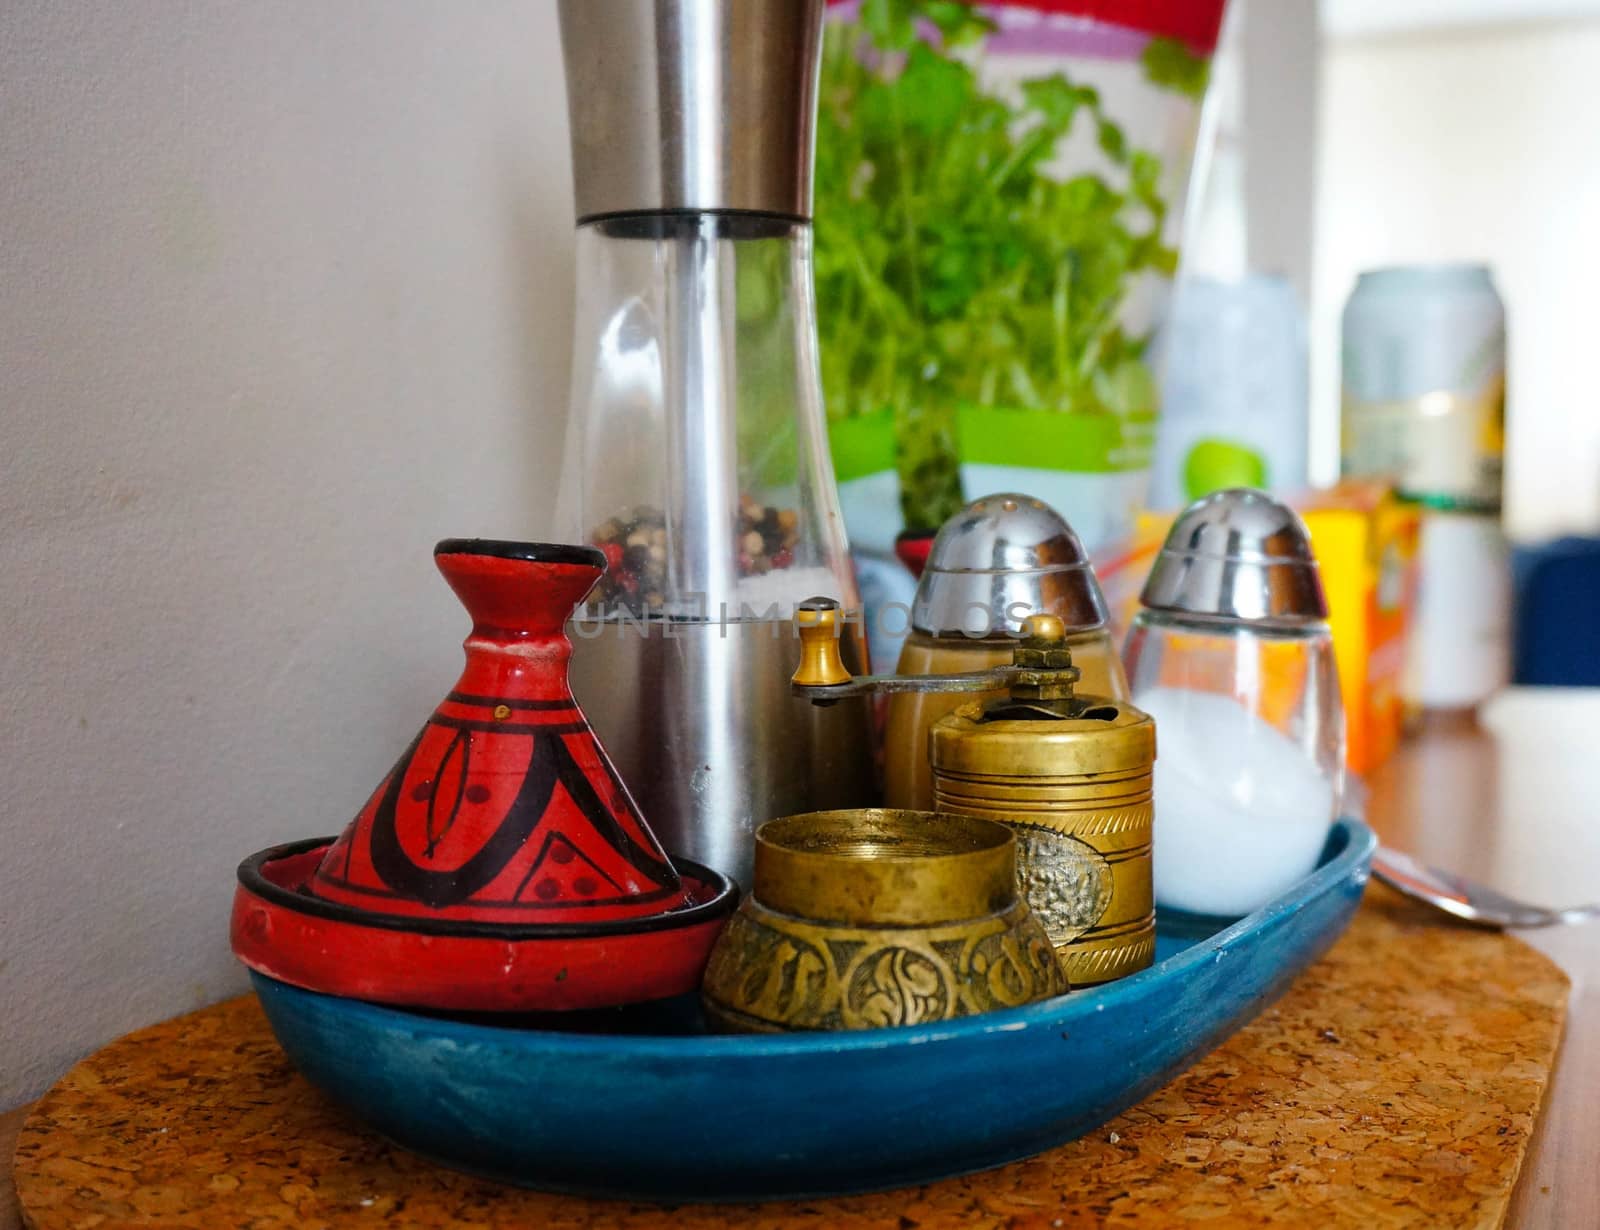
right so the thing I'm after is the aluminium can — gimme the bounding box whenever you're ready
[1340,264,1506,513]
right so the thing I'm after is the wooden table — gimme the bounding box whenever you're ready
[1363,693,1599,1229]
[4,688,1596,1228]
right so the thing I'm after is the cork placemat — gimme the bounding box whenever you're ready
[14,893,1568,1230]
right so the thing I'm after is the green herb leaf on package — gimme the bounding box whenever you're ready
[1140,36,1212,100]
[815,0,1204,530]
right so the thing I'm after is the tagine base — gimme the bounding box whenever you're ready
[16,887,1567,1227]
[231,839,736,1013]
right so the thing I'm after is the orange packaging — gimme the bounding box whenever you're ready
[1100,481,1418,775]
[1296,482,1419,775]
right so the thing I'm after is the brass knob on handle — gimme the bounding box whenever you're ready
[1022,613,1066,643]
[1012,612,1080,698]
[792,598,854,688]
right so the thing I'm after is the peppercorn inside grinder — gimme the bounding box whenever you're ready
[794,602,1155,987]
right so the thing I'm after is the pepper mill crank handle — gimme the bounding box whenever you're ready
[789,597,1027,705]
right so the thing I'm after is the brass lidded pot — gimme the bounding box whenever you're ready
[701,810,1066,1032]
[791,607,1155,989]
[885,494,1129,813]
[929,617,1155,987]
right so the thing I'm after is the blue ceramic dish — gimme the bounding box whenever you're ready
[252,818,1375,1202]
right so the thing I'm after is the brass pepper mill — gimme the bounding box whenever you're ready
[794,602,1156,987]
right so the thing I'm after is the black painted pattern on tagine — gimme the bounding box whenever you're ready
[365,722,677,909]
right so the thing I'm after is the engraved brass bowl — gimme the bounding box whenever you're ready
[700,810,1067,1033]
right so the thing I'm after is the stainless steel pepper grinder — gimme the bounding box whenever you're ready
[554,0,875,892]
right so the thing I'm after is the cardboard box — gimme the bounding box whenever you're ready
[1298,483,1419,775]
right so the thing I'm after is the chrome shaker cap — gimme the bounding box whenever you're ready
[558,0,824,221]
[912,494,1109,637]
[1141,489,1328,626]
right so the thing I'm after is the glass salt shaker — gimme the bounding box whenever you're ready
[1123,489,1345,918]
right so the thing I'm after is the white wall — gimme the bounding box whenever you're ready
[1313,18,1600,537]
[1323,0,1600,39]
[1241,0,1321,300]
[1183,0,1322,299]
[0,2,575,1107]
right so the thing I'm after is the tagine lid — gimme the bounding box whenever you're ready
[304,539,691,929]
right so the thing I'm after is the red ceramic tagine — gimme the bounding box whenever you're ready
[311,540,691,924]
[231,539,737,1013]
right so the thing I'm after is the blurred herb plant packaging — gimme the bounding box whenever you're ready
[818,0,1226,558]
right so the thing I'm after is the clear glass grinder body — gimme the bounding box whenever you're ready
[558,213,854,622]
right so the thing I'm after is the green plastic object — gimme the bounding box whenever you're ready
[1183,438,1269,501]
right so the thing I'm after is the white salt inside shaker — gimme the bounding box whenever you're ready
[1136,687,1337,916]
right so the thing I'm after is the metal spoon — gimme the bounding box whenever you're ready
[1373,846,1600,929]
